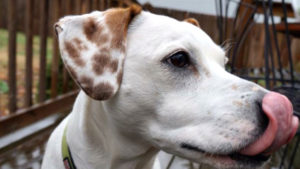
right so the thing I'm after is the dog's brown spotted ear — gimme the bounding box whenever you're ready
[56,5,142,100]
[184,18,200,28]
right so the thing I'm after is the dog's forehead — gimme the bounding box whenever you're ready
[128,12,225,63]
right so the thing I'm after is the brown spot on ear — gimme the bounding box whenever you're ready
[79,76,94,96]
[83,86,93,97]
[64,41,85,66]
[74,38,81,45]
[98,34,109,46]
[105,5,141,49]
[184,18,200,28]
[73,38,88,50]
[105,10,127,49]
[92,50,120,74]
[109,59,118,73]
[100,47,109,54]
[92,82,114,100]
[92,52,111,75]
[79,76,93,88]
[84,18,98,40]
[83,18,108,46]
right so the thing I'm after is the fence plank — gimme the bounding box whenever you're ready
[100,0,106,11]
[50,0,60,98]
[75,0,81,14]
[106,0,111,8]
[93,0,99,11]
[0,115,61,155]
[8,0,17,113]
[0,91,78,137]
[25,0,34,107]
[65,0,71,15]
[87,0,93,12]
[0,1,2,28]
[78,0,84,14]
[38,0,49,102]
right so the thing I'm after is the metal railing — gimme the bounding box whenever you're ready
[216,0,300,168]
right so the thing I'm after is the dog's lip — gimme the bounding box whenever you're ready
[229,153,270,163]
[180,143,270,164]
[180,143,205,153]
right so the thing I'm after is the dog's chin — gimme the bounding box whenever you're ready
[177,143,270,169]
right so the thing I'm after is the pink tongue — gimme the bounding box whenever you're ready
[240,92,299,156]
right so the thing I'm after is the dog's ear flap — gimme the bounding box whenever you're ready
[56,5,142,100]
[184,18,200,28]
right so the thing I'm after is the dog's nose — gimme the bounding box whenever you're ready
[240,92,299,156]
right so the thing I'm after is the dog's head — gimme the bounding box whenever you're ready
[55,6,299,169]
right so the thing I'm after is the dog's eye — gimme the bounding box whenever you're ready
[166,51,190,68]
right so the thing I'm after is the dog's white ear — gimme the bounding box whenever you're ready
[56,5,142,100]
[184,18,200,28]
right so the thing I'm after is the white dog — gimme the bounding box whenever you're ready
[42,5,299,169]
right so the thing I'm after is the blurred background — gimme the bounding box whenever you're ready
[0,0,299,168]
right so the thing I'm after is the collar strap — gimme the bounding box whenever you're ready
[62,125,77,169]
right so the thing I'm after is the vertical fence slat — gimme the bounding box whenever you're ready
[38,0,49,102]
[70,0,75,14]
[93,0,99,11]
[80,0,84,14]
[8,0,17,113]
[65,0,71,15]
[0,1,2,29]
[50,0,60,98]
[75,0,81,14]
[87,0,93,12]
[82,0,88,13]
[25,0,34,107]
[100,0,106,11]
[106,0,111,8]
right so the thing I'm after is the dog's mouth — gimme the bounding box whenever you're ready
[180,143,270,165]
[179,92,299,167]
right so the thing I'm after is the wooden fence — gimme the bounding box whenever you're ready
[0,0,223,132]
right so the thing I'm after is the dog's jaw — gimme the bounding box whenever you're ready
[65,91,160,169]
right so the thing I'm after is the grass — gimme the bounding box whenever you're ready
[0,29,54,115]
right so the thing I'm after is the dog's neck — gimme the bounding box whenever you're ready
[66,91,159,169]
